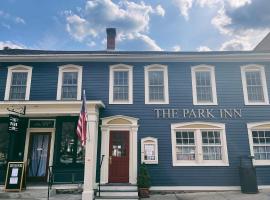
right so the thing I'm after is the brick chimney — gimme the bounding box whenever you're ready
[106,28,116,50]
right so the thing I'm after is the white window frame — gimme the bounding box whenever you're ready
[241,64,269,105]
[109,64,133,104]
[57,64,82,100]
[4,65,32,101]
[171,122,229,166]
[141,137,158,164]
[247,122,270,166]
[144,64,169,104]
[191,65,217,105]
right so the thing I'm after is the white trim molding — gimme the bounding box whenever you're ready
[144,64,169,104]
[100,115,139,184]
[241,64,269,105]
[4,65,32,101]
[57,64,83,101]
[191,65,217,105]
[141,137,158,164]
[247,121,270,166]
[109,64,133,104]
[171,121,229,167]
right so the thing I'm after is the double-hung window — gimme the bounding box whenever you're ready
[145,64,169,104]
[247,122,270,165]
[4,65,32,100]
[109,64,133,104]
[57,65,82,100]
[241,65,269,105]
[191,65,217,105]
[171,122,229,166]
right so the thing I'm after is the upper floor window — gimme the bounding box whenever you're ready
[241,65,269,105]
[57,65,82,100]
[191,65,217,105]
[109,64,133,104]
[145,64,169,104]
[4,65,32,101]
[171,122,229,166]
[247,122,270,166]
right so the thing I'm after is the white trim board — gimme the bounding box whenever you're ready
[150,185,270,191]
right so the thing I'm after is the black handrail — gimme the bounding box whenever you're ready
[98,155,105,197]
[47,165,53,200]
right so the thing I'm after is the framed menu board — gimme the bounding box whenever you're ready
[4,162,26,191]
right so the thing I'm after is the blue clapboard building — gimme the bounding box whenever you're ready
[0,29,270,199]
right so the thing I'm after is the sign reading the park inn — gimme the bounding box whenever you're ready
[154,108,242,119]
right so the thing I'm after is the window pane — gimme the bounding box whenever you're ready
[60,122,76,164]
[62,72,78,100]
[175,131,195,160]
[113,71,129,101]
[246,71,264,102]
[252,130,270,160]
[202,131,222,160]
[9,72,27,100]
[149,71,164,101]
[0,123,9,165]
[196,71,213,102]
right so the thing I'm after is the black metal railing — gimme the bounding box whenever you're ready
[98,155,105,197]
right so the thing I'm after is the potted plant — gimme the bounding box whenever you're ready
[137,163,151,198]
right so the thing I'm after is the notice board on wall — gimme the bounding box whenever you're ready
[4,162,26,191]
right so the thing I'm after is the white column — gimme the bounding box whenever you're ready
[82,105,99,200]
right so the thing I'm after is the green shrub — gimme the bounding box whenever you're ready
[137,163,151,188]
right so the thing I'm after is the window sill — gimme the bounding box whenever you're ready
[193,102,218,106]
[109,101,133,105]
[253,161,270,166]
[172,162,229,167]
[142,160,158,164]
[145,101,169,105]
[244,102,269,106]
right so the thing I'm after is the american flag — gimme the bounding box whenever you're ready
[76,90,87,146]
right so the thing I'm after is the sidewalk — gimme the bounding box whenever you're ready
[0,189,270,200]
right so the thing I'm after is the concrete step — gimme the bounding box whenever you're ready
[95,196,139,200]
[99,185,137,191]
[99,191,138,196]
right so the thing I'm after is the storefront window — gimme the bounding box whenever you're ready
[60,121,85,165]
[0,123,9,165]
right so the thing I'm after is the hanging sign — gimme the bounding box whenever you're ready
[8,114,20,133]
[4,162,26,191]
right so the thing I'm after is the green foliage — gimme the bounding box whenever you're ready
[137,163,151,188]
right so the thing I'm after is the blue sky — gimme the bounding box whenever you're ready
[0,0,269,51]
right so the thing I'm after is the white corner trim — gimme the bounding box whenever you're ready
[144,64,169,104]
[171,121,229,167]
[241,64,269,105]
[56,64,83,101]
[141,137,158,164]
[191,65,217,105]
[4,65,32,101]
[109,64,133,104]
[247,121,270,166]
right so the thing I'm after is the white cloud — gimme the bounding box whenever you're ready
[0,10,26,25]
[196,0,222,8]
[172,45,181,51]
[118,33,162,51]
[197,46,212,51]
[15,17,25,24]
[0,41,25,49]
[65,0,163,50]
[172,0,193,20]
[211,7,232,35]
[226,0,251,8]
[87,41,96,47]
[155,5,165,17]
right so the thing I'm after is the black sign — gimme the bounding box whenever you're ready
[8,115,20,133]
[5,162,26,191]
[29,120,55,128]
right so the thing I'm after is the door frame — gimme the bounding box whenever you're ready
[108,131,130,183]
[100,115,139,184]
[23,120,56,181]
[27,132,52,181]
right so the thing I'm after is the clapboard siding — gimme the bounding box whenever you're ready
[1,61,270,186]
